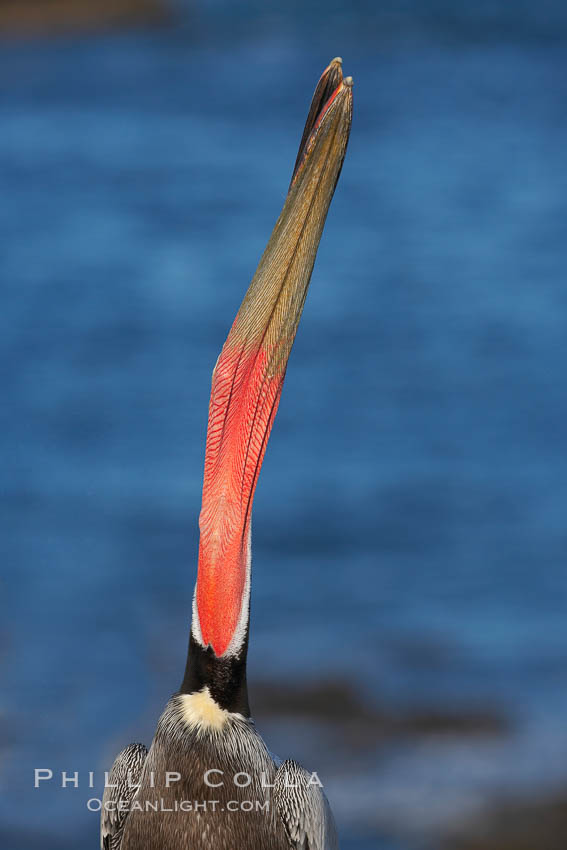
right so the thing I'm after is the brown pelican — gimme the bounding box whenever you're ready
[101,57,353,850]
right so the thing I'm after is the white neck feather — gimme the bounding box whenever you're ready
[178,687,243,734]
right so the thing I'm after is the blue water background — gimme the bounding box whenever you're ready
[1,4,567,848]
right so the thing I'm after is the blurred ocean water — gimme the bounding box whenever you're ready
[1,13,567,850]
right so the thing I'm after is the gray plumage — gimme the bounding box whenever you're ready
[101,742,148,850]
[275,760,339,850]
[101,696,337,850]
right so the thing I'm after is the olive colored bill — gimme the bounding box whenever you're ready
[196,62,353,656]
[230,68,353,376]
[291,56,345,186]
